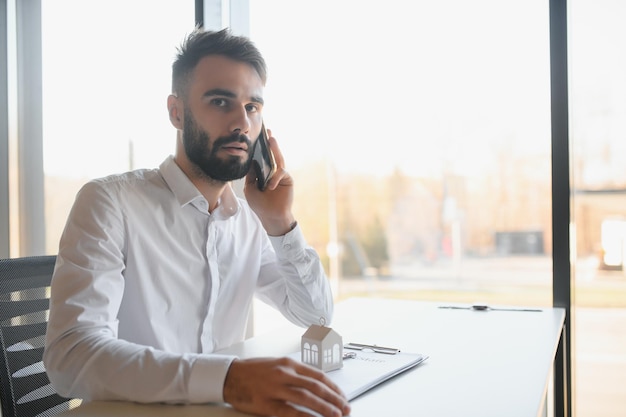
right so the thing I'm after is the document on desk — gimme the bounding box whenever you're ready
[288,350,428,400]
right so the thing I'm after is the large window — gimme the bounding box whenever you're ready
[250,0,552,307]
[570,1,626,416]
[248,2,625,416]
[40,0,195,253]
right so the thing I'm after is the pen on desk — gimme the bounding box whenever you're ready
[438,304,543,312]
[344,343,400,354]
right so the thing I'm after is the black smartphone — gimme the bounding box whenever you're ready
[251,122,277,191]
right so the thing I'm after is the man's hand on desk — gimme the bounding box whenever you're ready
[223,357,351,417]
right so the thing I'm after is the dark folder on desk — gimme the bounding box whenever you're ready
[290,349,428,400]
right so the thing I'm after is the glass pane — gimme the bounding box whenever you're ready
[41,0,195,253]
[249,0,552,308]
[570,0,626,416]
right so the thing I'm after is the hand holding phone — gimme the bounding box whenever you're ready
[251,123,277,191]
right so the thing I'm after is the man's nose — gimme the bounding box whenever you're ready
[228,106,251,135]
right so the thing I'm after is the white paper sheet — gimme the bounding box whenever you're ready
[288,349,428,400]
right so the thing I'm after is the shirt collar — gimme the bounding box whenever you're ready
[159,155,240,219]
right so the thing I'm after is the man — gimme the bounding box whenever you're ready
[43,27,351,417]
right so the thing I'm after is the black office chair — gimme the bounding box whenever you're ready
[0,255,78,417]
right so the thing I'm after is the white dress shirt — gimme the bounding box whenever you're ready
[43,155,333,405]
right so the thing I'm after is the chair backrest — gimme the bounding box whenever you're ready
[0,256,74,417]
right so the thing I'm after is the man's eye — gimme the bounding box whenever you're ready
[212,98,228,107]
[246,104,260,113]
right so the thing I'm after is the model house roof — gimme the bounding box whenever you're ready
[302,324,339,342]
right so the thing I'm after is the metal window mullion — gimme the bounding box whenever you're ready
[549,0,573,416]
[16,0,45,256]
[0,0,9,258]
[200,0,249,35]
[202,0,224,30]
[195,0,204,27]
[228,0,249,37]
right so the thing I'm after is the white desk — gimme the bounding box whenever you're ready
[59,297,565,417]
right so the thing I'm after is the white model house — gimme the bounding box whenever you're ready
[301,324,343,372]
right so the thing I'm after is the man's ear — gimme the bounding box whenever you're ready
[167,95,183,129]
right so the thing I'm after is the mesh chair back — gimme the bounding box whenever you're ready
[0,256,75,417]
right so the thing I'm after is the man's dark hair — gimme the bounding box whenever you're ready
[172,27,267,98]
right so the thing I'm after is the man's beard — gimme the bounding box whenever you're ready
[182,108,253,182]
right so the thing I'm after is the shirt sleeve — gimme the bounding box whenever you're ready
[43,181,236,404]
[255,224,335,328]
